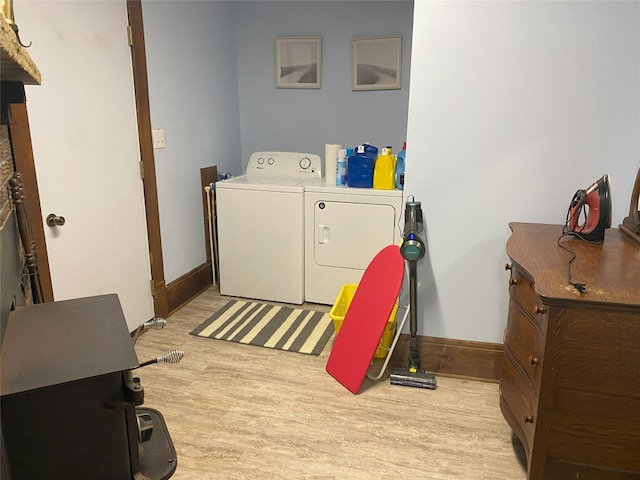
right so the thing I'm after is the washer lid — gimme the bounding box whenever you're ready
[216,174,310,192]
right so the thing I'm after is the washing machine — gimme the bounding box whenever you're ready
[216,152,322,304]
[304,184,404,304]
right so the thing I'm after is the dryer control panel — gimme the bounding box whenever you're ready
[246,152,322,178]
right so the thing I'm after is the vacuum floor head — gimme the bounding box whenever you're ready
[389,369,437,390]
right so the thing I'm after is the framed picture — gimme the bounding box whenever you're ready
[352,35,402,91]
[274,36,321,89]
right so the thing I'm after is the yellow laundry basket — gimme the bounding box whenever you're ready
[329,284,398,359]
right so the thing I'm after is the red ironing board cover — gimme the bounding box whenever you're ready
[325,244,404,394]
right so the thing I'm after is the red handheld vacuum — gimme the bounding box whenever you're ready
[565,174,612,243]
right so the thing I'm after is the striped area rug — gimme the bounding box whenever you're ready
[190,300,335,356]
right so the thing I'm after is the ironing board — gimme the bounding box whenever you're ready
[325,244,404,394]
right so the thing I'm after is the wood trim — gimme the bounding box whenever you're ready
[162,259,504,382]
[166,262,213,315]
[126,0,168,318]
[388,334,504,383]
[620,165,640,244]
[7,102,53,302]
[200,166,218,265]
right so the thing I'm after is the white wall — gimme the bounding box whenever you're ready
[142,0,241,283]
[406,1,639,343]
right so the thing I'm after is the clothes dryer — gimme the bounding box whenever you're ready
[216,152,321,304]
[304,184,403,304]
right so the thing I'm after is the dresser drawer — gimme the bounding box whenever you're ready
[505,300,544,390]
[506,262,548,332]
[499,354,537,452]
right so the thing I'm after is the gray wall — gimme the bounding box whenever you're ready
[236,1,414,169]
[406,1,639,343]
[142,0,241,282]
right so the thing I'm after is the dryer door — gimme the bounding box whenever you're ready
[313,201,398,269]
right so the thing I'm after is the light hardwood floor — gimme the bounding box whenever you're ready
[134,286,527,480]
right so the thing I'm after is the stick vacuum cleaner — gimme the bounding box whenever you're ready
[389,198,437,390]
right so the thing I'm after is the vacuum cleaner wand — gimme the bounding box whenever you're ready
[390,198,436,390]
[407,260,421,372]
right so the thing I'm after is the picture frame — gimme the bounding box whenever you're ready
[352,35,402,91]
[274,36,322,89]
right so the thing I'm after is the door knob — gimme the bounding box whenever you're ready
[46,214,65,227]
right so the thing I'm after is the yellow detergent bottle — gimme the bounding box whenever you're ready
[373,146,396,189]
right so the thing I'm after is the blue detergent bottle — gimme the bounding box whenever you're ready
[396,142,406,190]
[361,142,379,161]
[347,145,375,188]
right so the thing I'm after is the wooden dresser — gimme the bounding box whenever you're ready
[501,222,640,479]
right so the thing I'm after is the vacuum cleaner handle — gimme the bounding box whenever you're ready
[400,199,426,262]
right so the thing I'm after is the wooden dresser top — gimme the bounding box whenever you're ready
[506,222,640,307]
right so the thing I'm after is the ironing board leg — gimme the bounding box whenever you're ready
[366,303,410,382]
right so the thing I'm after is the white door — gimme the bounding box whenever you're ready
[16,1,154,331]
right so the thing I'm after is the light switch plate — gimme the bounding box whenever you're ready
[152,128,165,149]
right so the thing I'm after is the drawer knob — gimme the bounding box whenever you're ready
[509,278,519,286]
[534,305,546,314]
[524,415,534,424]
[529,355,539,366]
[505,263,512,271]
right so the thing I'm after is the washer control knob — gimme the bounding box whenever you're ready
[299,157,311,170]
[257,157,265,165]
[267,157,275,165]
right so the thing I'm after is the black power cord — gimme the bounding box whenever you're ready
[556,234,587,293]
[558,190,591,294]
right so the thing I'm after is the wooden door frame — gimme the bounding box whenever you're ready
[2,82,54,303]
[126,0,168,319]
